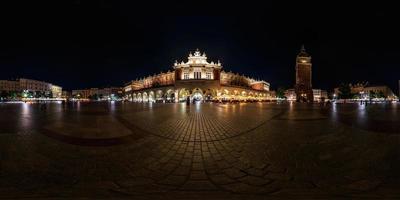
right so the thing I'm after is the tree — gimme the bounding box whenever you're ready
[1,91,9,99]
[338,83,352,99]
[369,91,377,99]
[353,93,361,99]
[28,91,35,98]
[89,94,99,101]
[46,91,53,98]
[117,93,124,99]
[11,91,18,99]
[276,87,286,99]
[73,93,81,99]
[35,91,41,98]
[377,91,385,99]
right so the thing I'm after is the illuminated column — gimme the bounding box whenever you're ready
[174,90,179,103]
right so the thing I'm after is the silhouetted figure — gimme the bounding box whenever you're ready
[186,96,190,106]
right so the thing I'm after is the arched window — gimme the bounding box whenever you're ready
[194,72,201,79]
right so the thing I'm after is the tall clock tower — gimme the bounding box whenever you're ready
[295,45,313,102]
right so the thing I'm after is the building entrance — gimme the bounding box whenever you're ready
[192,91,203,102]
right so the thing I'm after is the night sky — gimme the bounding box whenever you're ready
[1,1,399,92]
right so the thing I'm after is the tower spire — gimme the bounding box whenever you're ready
[301,44,306,52]
[298,44,310,57]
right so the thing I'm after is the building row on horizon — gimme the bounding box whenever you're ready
[284,89,328,102]
[71,87,123,100]
[119,47,400,103]
[283,84,397,102]
[122,49,272,103]
[288,46,399,102]
[333,83,397,100]
[1,48,399,103]
[0,78,62,98]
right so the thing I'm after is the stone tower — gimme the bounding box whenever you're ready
[295,45,313,102]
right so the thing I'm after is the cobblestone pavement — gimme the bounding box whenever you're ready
[0,102,399,199]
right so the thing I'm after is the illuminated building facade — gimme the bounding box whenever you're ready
[312,89,328,102]
[124,49,271,102]
[284,89,296,101]
[0,80,19,92]
[61,91,71,99]
[72,87,122,100]
[285,88,327,102]
[295,45,313,102]
[51,85,62,98]
[72,89,93,99]
[334,83,397,100]
[0,78,62,98]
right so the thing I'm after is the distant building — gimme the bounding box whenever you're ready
[334,83,397,100]
[72,87,122,100]
[363,86,396,99]
[294,45,313,102]
[0,78,62,98]
[284,89,296,101]
[19,78,51,92]
[51,85,62,98]
[269,90,276,99]
[72,88,98,99]
[312,89,328,102]
[285,88,327,102]
[97,87,123,99]
[61,91,71,99]
[0,80,19,92]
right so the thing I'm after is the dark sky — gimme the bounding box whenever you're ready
[1,1,399,92]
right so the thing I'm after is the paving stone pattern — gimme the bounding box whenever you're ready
[0,102,399,199]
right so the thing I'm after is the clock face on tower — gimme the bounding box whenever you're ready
[298,58,309,64]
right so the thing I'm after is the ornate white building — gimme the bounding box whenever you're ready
[124,49,271,102]
[173,50,221,80]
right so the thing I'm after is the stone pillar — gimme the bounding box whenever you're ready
[174,90,179,103]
